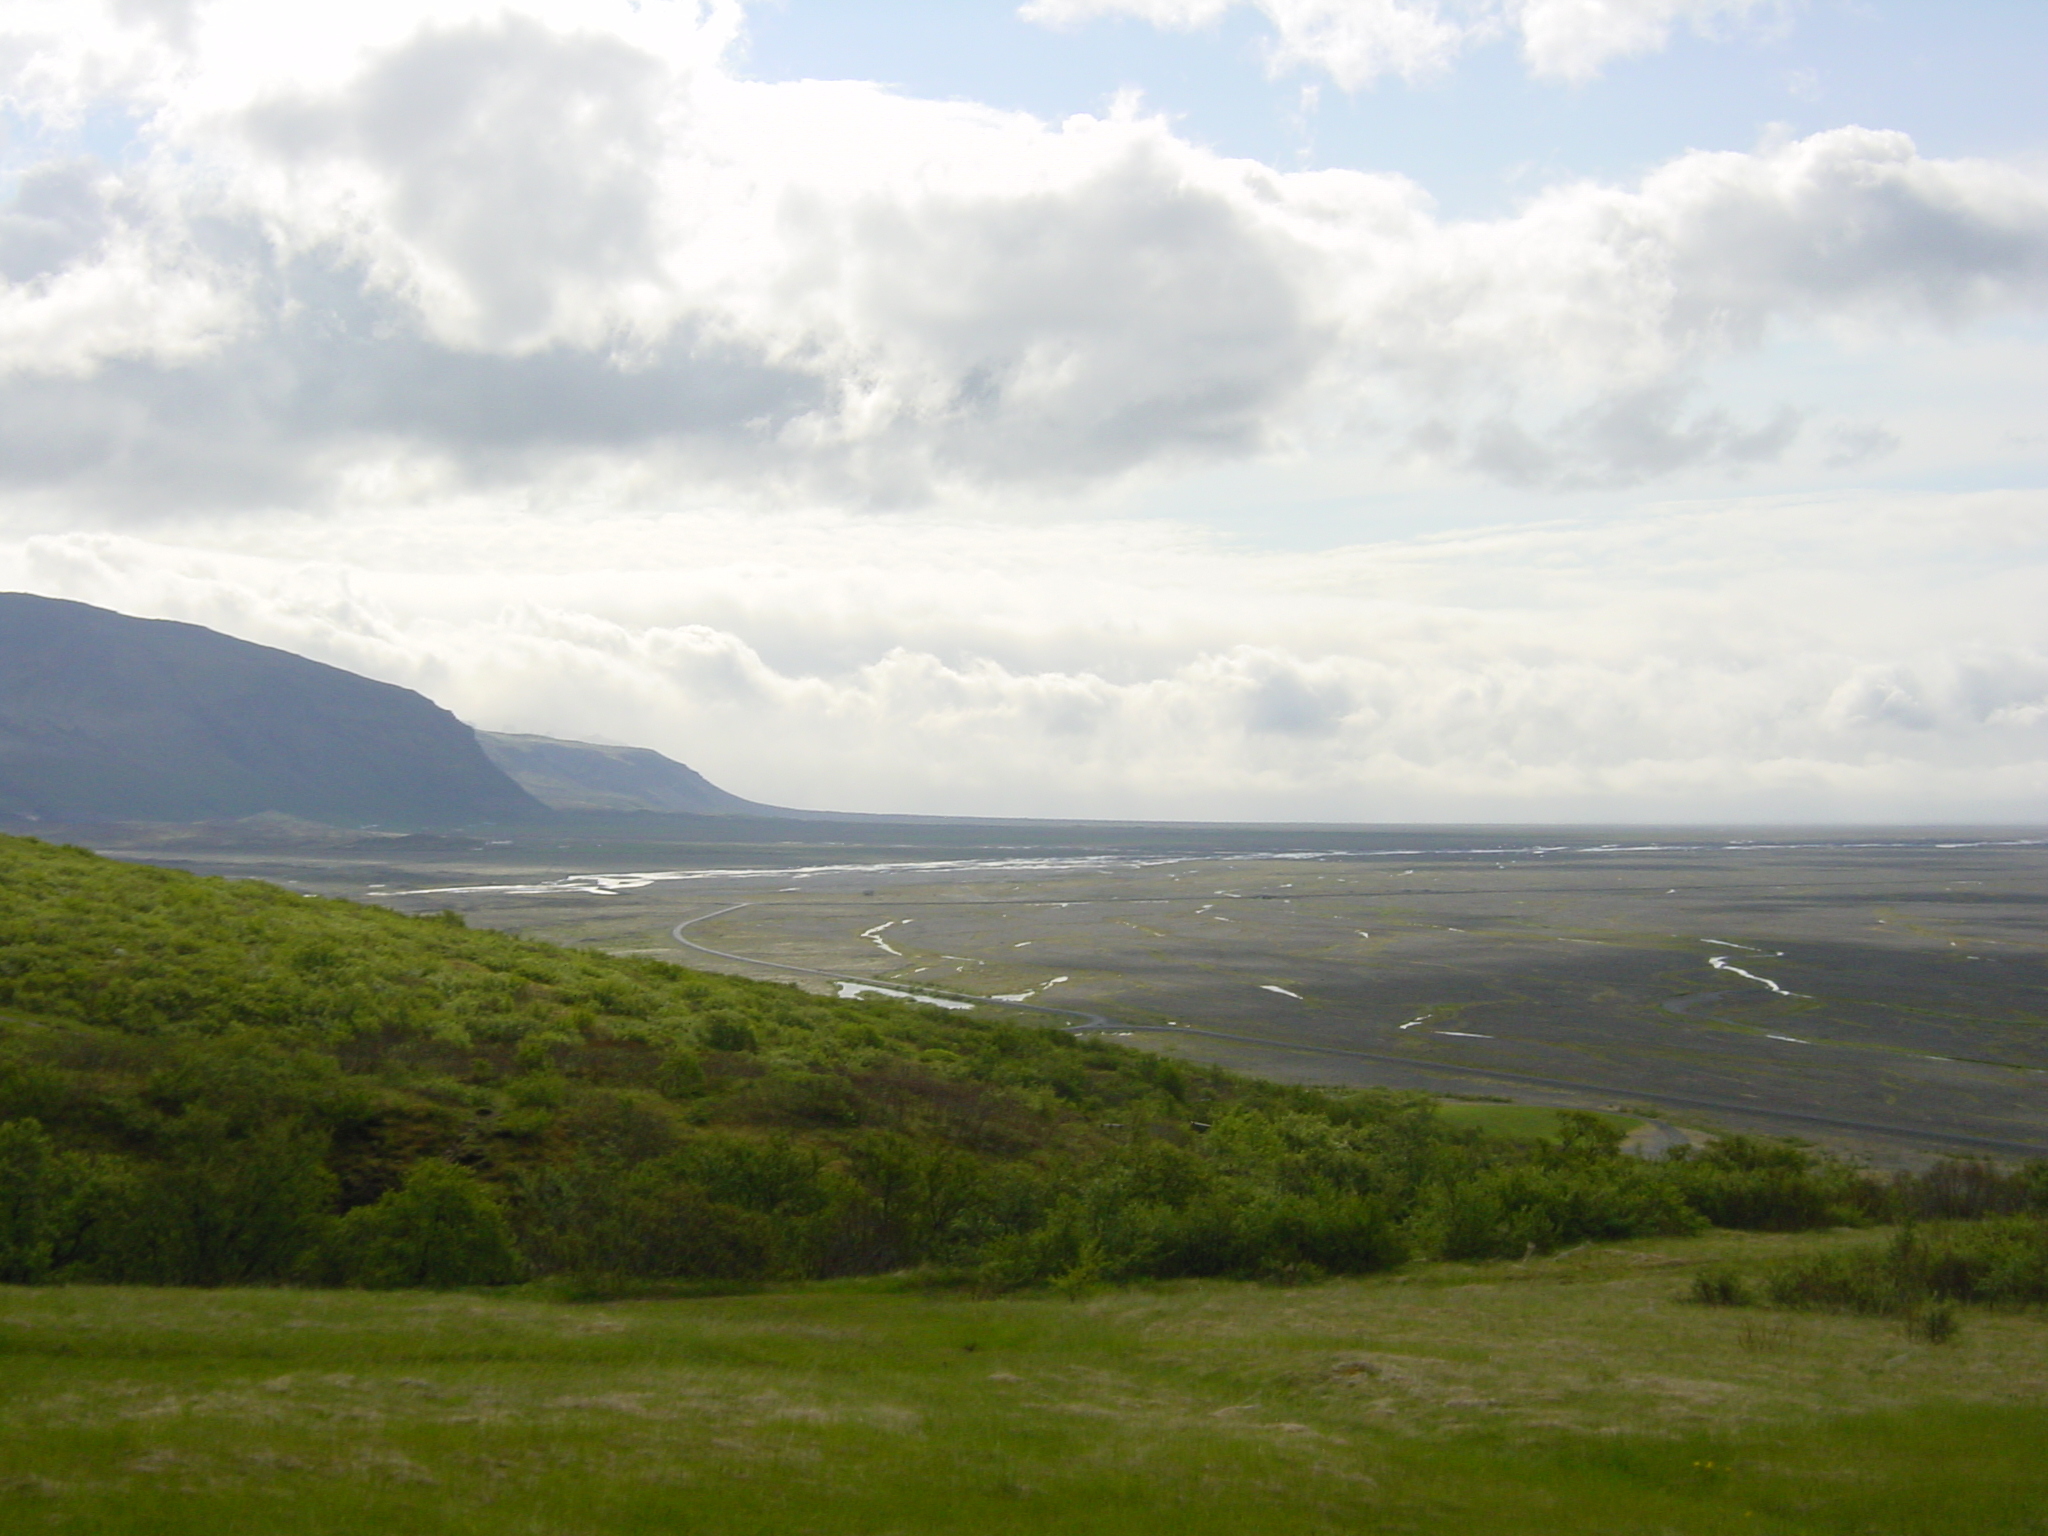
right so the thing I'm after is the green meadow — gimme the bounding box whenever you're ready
[5,1228,2047,1536]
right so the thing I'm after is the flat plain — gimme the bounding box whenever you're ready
[77,818,2048,1165]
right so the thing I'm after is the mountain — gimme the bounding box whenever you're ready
[0,593,545,827]
[475,731,782,816]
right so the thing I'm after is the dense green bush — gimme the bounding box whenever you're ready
[1662,1136,1877,1231]
[974,1129,1409,1288]
[0,1112,337,1286]
[1763,1219,2048,1316]
[1889,1158,2048,1222]
[0,1117,60,1283]
[1413,1160,1704,1261]
[324,1161,521,1289]
[515,1148,803,1280]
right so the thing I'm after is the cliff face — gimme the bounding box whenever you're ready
[0,594,545,827]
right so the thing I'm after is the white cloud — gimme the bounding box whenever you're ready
[1515,0,1778,83]
[1,1,2042,510]
[7,490,2044,822]
[0,161,244,376]
[1020,0,1781,86]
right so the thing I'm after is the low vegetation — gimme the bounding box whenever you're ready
[2,834,2043,1301]
[1686,1216,2048,1344]
[4,1232,2048,1535]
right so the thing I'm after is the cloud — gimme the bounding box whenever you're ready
[7,489,2045,821]
[237,16,673,353]
[1019,0,1783,86]
[1820,665,1936,733]
[1453,386,1802,488]
[0,26,2042,513]
[0,162,112,283]
[0,6,2042,512]
[1822,422,1899,470]
[1516,0,1781,83]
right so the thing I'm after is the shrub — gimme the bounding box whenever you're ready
[1916,1217,2048,1305]
[1764,1241,1906,1315]
[839,1131,991,1264]
[0,1118,59,1283]
[975,1163,1406,1290]
[700,1017,758,1053]
[1246,1190,1407,1277]
[514,1158,786,1281]
[1762,1218,2048,1317]
[1906,1301,1960,1344]
[1413,1161,1702,1262]
[1691,1269,1751,1307]
[614,1179,781,1280]
[326,1160,520,1289]
[1665,1137,1866,1231]
[1892,1159,2047,1222]
[68,1116,338,1286]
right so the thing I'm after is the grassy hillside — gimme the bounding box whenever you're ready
[0,833,2039,1298]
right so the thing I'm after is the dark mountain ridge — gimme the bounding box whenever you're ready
[0,593,544,828]
[476,730,780,816]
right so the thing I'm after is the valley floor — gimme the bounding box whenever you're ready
[4,1228,2045,1534]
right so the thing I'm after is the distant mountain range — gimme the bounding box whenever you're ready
[0,593,779,828]
[475,731,779,816]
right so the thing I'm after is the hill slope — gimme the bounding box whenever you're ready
[476,730,775,815]
[0,594,544,827]
[0,834,1927,1294]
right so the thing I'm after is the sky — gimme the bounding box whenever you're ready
[1,1,2045,823]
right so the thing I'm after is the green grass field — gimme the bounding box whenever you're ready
[5,1229,2045,1535]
